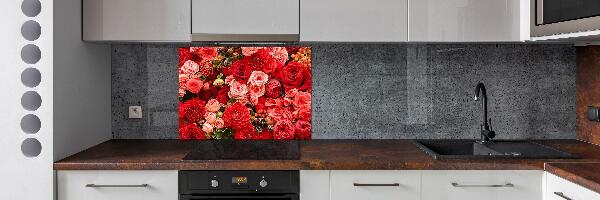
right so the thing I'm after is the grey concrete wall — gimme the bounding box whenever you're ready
[112,44,576,139]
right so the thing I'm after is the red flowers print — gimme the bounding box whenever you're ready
[179,47,312,140]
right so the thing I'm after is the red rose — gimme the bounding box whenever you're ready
[273,120,295,140]
[179,123,206,140]
[222,102,252,130]
[234,124,256,140]
[294,120,311,140]
[265,79,283,98]
[296,106,311,122]
[255,130,273,140]
[278,61,311,92]
[293,91,311,109]
[230,59,252,81]
[255,97,267,112]
[186,79,203,94]
[191,47,218,64]
[182,98,206,123]
[286,47,301,55]
[199,85,217,100]
[247,49,281,74]
[179,48,195,66]
[216,86,230,104]
[178,102,185,121]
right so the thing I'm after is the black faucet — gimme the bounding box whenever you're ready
[474,83,495,143]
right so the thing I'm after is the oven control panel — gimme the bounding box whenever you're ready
[179,170,299,195]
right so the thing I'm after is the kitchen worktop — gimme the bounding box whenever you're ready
[54,139,600,170]
[545,162,600,194]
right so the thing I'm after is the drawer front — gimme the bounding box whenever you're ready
[545,173,600,200]
[57,170,178,200]
[330,170,420,200]
[422,170,543,200]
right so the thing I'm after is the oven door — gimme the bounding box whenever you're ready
[180,194,299,200]
[532,0,600,37]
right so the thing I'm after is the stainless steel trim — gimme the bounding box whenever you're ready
[451,182,514,188]
[353,183,400,187]
[531,0,600,37]
[536,0,544,25]
[191,33,299,42]
[85,184,149,188]
[553,192,574,200]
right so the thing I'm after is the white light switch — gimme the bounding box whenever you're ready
[129,106,143,119]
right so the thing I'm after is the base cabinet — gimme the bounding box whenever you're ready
[57,170,178,200]
[330,170,421,200]
[545,173,600,200]
[421,170,543,200]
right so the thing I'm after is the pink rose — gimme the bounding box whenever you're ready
[205,99,222,112]
[293,91,311,108]
[225,75,235,85]
[215,118,225,129]
[178,88,186,97]
[228,81,248,98]
[286,88,299,98]
[241,47,263,56]
[269,47,289,65]
[181,60,199,76]
[248,71,269,87]
[202,122,214,134]
[179,74,189,87]
[205,112,217,124]
[186,78,204,94]
[249,85,266,105]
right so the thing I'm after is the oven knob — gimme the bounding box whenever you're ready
[259,179,268,188]
[211,180,219,188]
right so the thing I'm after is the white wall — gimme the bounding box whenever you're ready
[0,0,53,199]
[53,0,112,161]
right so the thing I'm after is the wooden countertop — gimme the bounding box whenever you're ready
[545,162,600,194]
[54,139,600,170]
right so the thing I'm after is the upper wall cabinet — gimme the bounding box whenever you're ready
[192,0,300,41]
[82,0,191,41]
[300,0,408,42]
[409,0,529,42]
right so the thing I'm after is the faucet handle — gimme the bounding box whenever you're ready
[488,118,493,131]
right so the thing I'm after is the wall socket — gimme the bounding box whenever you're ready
[128,106,143,119]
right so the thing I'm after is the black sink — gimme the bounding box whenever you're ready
[413,140,577,160]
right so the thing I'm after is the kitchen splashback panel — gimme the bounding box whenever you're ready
[178,47,311,140]
[112,44,576,139]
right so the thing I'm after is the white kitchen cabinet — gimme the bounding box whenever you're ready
[192,0,299,41]
[82,0,191,41]
[330,170,421,200]
[545,172,600,200]
[57,170,178,200]
[421,170,543,200]
[301,170,331,200]
[409,0,529,42]
[300,0,408,42]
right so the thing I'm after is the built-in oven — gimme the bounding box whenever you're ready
[179,171,299,200]
[532,0,600,37]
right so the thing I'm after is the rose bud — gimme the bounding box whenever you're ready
[213,79,225,86]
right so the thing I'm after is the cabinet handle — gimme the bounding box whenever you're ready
[451,182,514,188]
[353,183,400,187]
[553,192,573,200]
[85,184,149,188]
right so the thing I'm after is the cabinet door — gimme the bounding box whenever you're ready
[421,170,543,200]
[409,0,529,42]
[300,0,408,42]
[330,170,420,200]
[300,170,330,200]
[82,0,191,41]
[57,170,178,200]
[545,172,600,200]
[192,0,299,41]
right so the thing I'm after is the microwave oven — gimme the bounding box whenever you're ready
[532,0,600,37]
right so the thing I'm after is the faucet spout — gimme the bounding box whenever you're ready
[474,83,495,142]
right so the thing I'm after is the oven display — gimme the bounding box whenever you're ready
[232,176,248,185]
